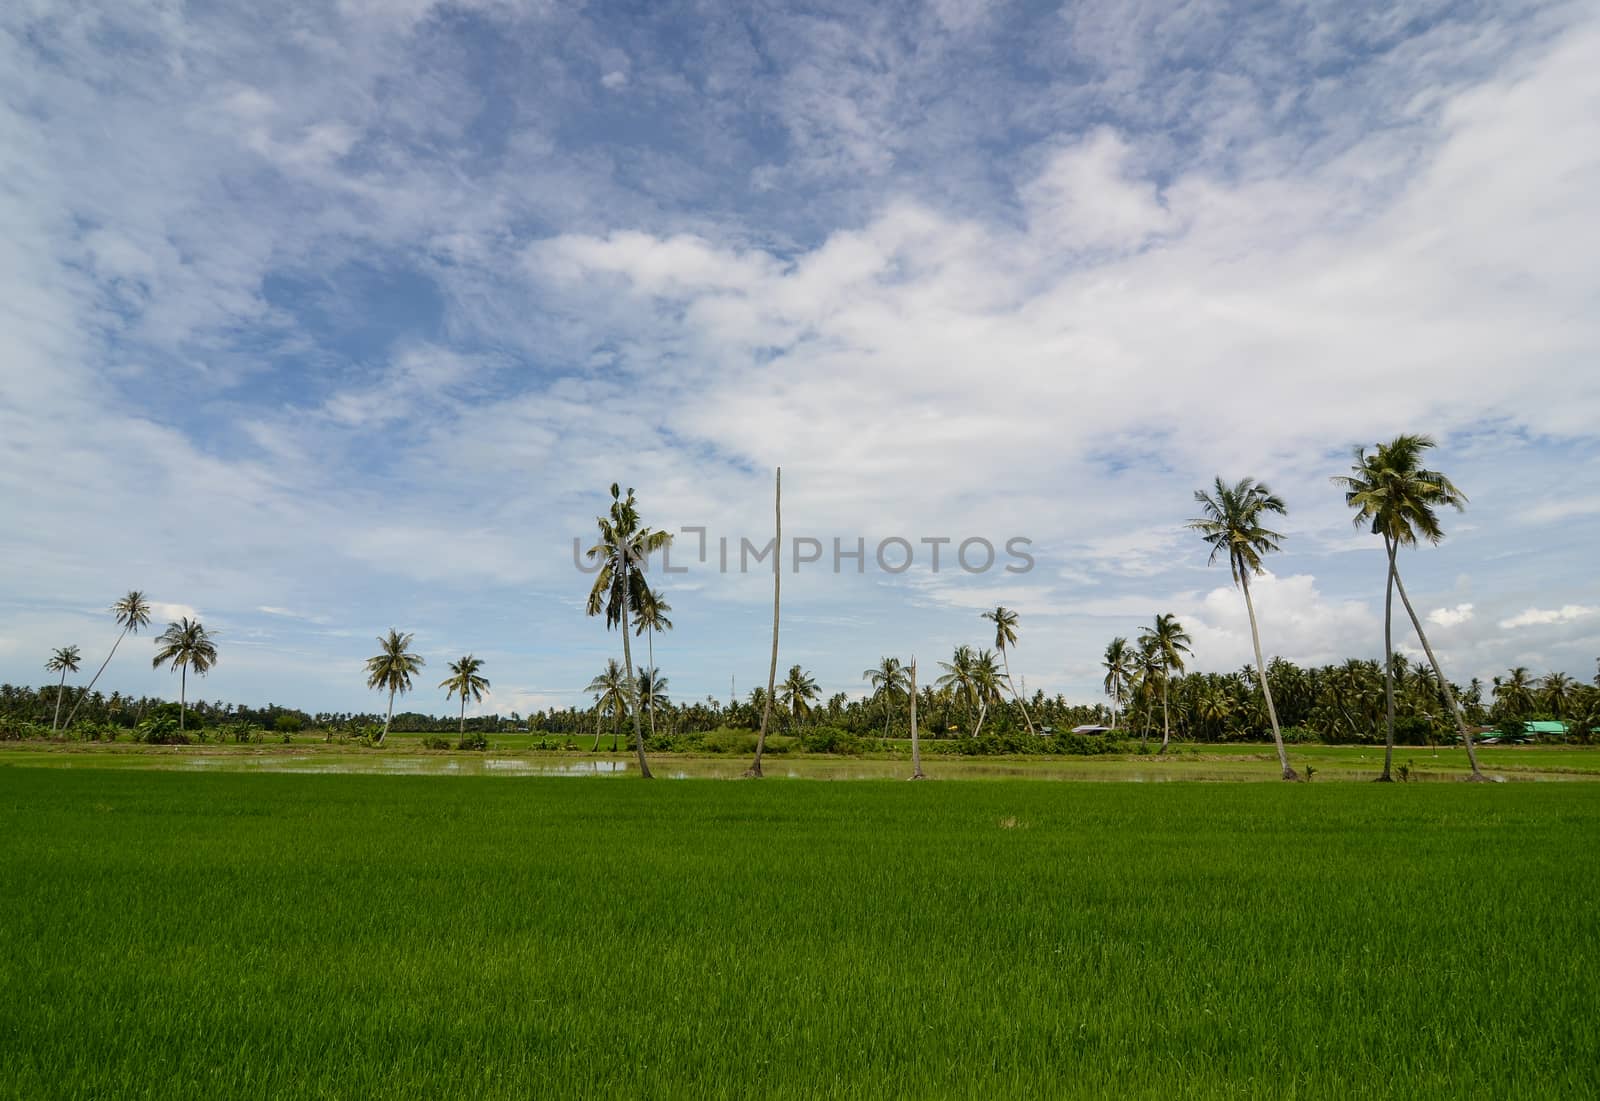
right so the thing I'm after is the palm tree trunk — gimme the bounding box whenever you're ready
[1000,648,1037,734]
[52,669,68,732]
[973,700,988,738]
[592,704,603,753]
[1391,563,1487,780]
[179,665,187,734]
[459,695,466,737]
[647,628,657,742]
[1379,537,1398,781]
[909,659,924,780]
[619,559,652,779]
[382,686,395,744]
[63,627,127,729]
[1159,679,1171,753]
[1241,572,1298,781]
[748,467,780,778]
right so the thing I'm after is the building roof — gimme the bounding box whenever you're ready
[1524,721,1568,734]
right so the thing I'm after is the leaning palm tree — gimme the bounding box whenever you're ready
[585,659,629,752]
[45,645,82,732]
[1139,613,1192,753]
[1188,476,1299,780]
[1102,637,1133,731]
[151,618,218,734]
[981,607,1037,734]
[633,587,673,741]
[1334,434,1486,780]
[365,629,424,744]
[63,590,152,729]
[439,654,490,736]
[779,664,819,728]
[586,484,672,780]
[862,656,910,740]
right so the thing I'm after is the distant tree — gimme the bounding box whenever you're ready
[585,659,629,752]
[1139,614,1192,753]
[64,590,152,729]
[862,656,910,740]
[1494,667,1537,720]
[45,645,82,732]
[981,606,1037,734]
[970,650,1006,736]
[1188,476,1299,780]
[636,666,669,738]
[1102,637,1133,731]
[440,655,490,735]
[586,484,671,780]
[634,586,673,741]
[1334,434,1486,780]
[151,618,218,734]
[365,629,424,744]
[936,645,979,734]
[779,664,819,728]
[1539,671,1575,720]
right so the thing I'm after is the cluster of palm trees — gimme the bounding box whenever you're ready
[361,631,492,744]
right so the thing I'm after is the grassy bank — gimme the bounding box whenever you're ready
[1,768,1596,1098]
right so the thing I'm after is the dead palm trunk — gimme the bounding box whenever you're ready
[999,646,1037,734]
[747,467,780,778]
[909,658,924,780]
[1379,537,1398,781]
[1241,572,1299,781]
[1391,564,1486,780]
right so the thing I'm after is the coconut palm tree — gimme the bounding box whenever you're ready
[970,650,1006,737]
[936,645,979,733]
[586,484,672,780]
[981,606,1037,734]
[1334,434,1486,780]
[862,656,910,740]
[1494,667,1537,720]
[779,664,819,728]
[636,666,669,740]
[151,618,218,734]
[439,654,490,736]
[364,629,424,745]
[1540,672,1575,720]
[45,645,82,732]
[1139,614,1191,753]
[1188,476,1299,781]
[1133,638,1163,749]
[63,590,152,729]
[585,659,629,752]
[633,587,673,741]
[1102,637,1133,731]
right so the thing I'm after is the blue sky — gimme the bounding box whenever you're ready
[3,0,1598,718]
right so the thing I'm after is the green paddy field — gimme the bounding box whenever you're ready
[1,762,1596,1098]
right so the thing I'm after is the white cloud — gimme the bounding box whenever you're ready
[1500,605,1600,629]
[1428,603,1475,627]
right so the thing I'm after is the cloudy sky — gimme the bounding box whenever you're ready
[3,0,1598,717]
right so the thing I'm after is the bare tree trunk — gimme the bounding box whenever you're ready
[748,467,780,778]
[1241,572,1299,781]
[63,626,128,730]
[909,658,924,779]
[1000,647,1037,734]
[619,554,653,779]
[52,670,68,732]
[1392,563,1487,780]
[1379,537,1397,781]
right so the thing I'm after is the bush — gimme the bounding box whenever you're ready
[420,735,451,750]
[134,716,191,745]
[800,726,863,755]
[273,714,304,734]
[457,731,488,751]
[1279,725,1320,745]
[0,716,48,741]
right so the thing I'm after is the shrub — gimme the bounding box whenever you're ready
[1279,725,1319,745]
[0,716,48,741]
[457,731,488,751]
[273,714,304,734]
[134,716,191,745]
[421,735,451,750]
[800,726,862,755]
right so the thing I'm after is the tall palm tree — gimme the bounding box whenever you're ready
[1139,613,1192,754]
[1133,638,1163,748]
[151,618,218,734]
[45,645,82,732]
[1102,637,1133,731]
[636,666,669,741]
[779,664,819,728]
[936,645,979,733]
[633,587,673,741]
[365,629,424,745]
[64,590,152,729]
[981,606,1037,734]
[862,656,910,740]
[586,484,672,780]
[439,654,490,736]
[1334,434,1486,780]
[585,659,629,752]
[1188,476,1299,781]
[970,650,1006,737]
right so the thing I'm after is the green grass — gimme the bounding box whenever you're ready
[1,768,1596,1098]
